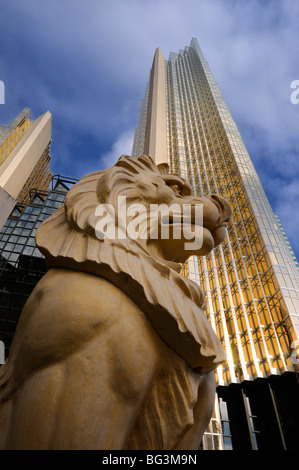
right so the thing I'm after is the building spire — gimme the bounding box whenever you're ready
[144,47,167,165]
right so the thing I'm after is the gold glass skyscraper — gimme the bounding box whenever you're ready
[0,108,53,230]
[132,38,299,450]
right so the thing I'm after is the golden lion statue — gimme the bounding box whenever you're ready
[0,154,231,450]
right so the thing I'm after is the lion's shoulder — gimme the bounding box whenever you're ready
[18,268,142,349]
[0,268,150,401]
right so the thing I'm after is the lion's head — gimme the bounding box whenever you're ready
[37,154,230,267]
[36,155,231,371]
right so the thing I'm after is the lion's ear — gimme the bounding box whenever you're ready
[115,154,160,176]
[157,163,169,175]
[137,154,161,173]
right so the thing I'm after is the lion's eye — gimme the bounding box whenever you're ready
[169,184,182,195]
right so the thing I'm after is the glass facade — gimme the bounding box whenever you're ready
[0,109,32,163]
[16,142,52,205]
[132,38,299,449]
[0,109,53,204]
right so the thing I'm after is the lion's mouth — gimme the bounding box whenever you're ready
[146,193,231,262]
[160,194,231,249]
[163,202,230,231]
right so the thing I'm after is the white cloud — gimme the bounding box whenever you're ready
[100,129,135,168]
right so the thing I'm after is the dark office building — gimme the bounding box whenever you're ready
[0,175,77,358]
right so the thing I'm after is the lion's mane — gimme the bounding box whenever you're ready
[36,154,226,372]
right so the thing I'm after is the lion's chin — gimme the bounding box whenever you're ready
[146,225,223,264]
[211,225,228,249]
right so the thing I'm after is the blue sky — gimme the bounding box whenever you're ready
[0,0,298,259]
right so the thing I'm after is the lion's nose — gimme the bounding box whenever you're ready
[209,194,231,226]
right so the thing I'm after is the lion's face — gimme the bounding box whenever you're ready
[94,155,231,264]
[36,154,231,269]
